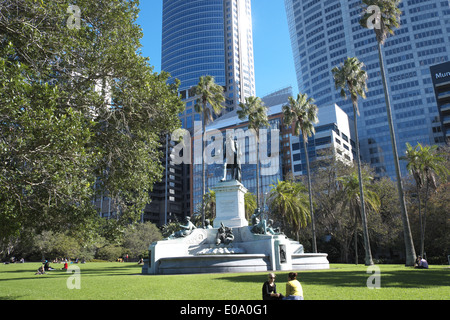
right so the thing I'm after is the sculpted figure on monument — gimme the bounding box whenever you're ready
[250,208,267,234]
[266,219,282,235]
[168,216,196,239]
[251,209,281,235]
[221,133,242,183]
[215,222,235,245]
[204,219,213,229]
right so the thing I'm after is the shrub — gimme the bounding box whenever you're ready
[96,245,124,262]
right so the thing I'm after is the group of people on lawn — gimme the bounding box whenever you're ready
[35,259,81,275]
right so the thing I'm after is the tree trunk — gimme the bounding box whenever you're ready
[256,132,260,209]
[354,211,358,265]
[302,136,317,253]
[416,184,424,258]
[352,103,373,266]
[377,42,416,266]
[201,111,206,228]
[422,182,430,258]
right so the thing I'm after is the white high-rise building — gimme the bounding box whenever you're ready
[285,0,449,178]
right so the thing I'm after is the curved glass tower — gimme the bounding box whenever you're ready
[162,0,256,112]
[285,0,449,178]
[162,0,227,92]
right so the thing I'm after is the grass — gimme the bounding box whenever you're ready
[0,262,448,300]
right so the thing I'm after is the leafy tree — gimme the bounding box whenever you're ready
[268,180,310,241]
[360,0,416,266]
[237,96,269,208]
[96,244,124,262]
[401,143,449,257]
[332,56,373,265]
[283,93,318,252]
[244,192,257,221]
[192,189,216,226]
[338,171,380,265]
[370,177,404,262]
[122,222,163,259]
[310,150,353,261]
[418,182,450,264]
[194,75,225,227]
[32,231,82,261]
[0,0,183,241]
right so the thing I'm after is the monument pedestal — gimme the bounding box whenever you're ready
[213,180,248,228]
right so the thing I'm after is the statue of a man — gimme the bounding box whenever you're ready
[221,133,242,182]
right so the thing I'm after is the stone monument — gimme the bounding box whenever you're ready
[142,137,329,275]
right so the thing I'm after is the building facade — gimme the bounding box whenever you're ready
[285,0,449,178]
[430,61,450,143]
[196,104,290,215]
[290,104,356,178]
[159,0,257,220]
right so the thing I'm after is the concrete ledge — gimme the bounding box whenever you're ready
[291,253,330,270]
[157,254,270,275]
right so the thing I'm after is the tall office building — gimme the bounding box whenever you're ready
[162,0,256,114]
[285,0,449,178]
[159,0,256,218]
[430,61,450,142]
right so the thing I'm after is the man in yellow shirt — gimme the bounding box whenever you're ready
[285,272,304,300]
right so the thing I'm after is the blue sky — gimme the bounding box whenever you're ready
[136,0,299,98]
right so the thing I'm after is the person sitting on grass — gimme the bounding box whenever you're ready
[415,256,429,269]
[284,272,304,300]
[43,260,55,271]
[35,265,45,275]
[262,273,284,300]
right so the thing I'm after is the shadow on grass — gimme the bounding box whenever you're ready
[215,268,449,289]
[0,263,143,282]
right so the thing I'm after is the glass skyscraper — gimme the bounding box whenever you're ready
[285,0,449,178]
[162,0,256,113]
[161,0,257,217]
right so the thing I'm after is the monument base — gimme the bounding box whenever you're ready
[213,180,248,228]
[143,227,329,275]
[143,178,329,275]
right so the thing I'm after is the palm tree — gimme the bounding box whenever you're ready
[360,0,416,266]
[237,96,269,209]
[338,171,380,265]
[193,75,225,227]
[268,180,310,241]
[283,93,319,252]
[244,192,257,221]
[401,143,449,258]
[332,57,373,265]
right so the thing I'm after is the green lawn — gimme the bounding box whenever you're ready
[0,262,448,300]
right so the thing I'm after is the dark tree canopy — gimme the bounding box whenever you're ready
[0,0,184,241]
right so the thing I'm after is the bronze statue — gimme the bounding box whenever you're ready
[221,134,242,182]
[251,208,267,234]
[168,216,196,239]
[215,222,234,245]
